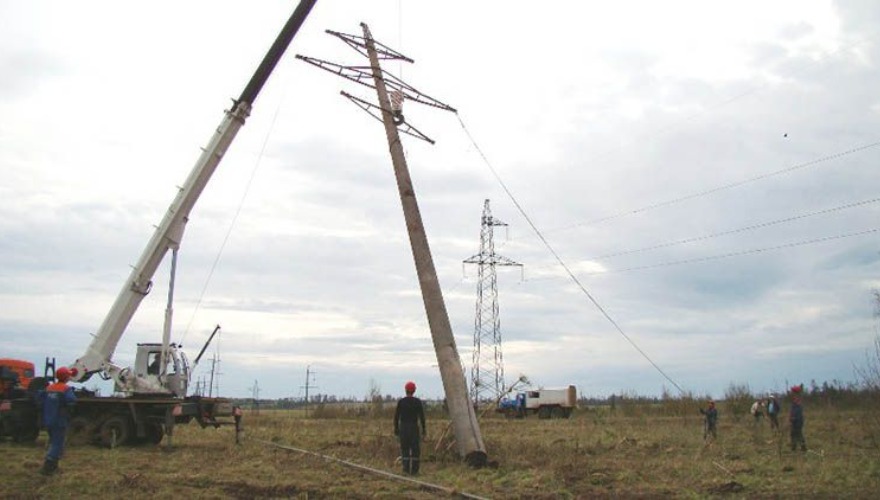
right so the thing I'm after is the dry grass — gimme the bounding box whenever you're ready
[3,401,880,498]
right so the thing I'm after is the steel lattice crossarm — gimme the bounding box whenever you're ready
[341,90,435,144]
[295,25,456,144]
[295,55,456,113]
[325,28,414,63]
[463,253,523,268]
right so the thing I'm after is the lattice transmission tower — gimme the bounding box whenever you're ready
[464,199,522,405]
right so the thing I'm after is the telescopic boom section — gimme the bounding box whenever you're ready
[70,0,318,383]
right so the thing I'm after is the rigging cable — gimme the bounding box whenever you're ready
[181,96,287,344]
[455,113,686,395]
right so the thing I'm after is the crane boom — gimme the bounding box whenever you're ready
[70,0,318,389]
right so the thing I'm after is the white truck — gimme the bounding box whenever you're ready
[498,385,577,419]
[3,0,318,448]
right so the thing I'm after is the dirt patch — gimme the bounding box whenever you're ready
[220,480,313,499]
[708,481,744,494]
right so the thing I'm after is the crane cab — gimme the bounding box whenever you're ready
[128,343,190,398]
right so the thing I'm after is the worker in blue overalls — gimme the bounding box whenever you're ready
[38,366,77,475]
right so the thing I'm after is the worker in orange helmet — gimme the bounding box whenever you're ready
[789,384,807,452]
[393,381,426,475]
[38,367,77,475]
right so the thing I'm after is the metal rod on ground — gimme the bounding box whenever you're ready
[712,461,734,478]
[257,439,489,500]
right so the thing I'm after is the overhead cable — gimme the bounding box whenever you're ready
[585,227,880,275]
[456,113,686,395]
[593,197,880,260]
[551,139,880,233]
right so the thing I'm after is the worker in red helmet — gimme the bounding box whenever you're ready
[38,367,77,475]
[393,381,426,475]
[699,399,718,443]
[789,384,807,452]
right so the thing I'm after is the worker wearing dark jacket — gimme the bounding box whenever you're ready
[789,385,807,452]
[38,367,77,475]
[699,400,718,442]
[394,381,426,475]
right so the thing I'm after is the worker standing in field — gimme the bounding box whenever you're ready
[393,381,426,475]
[767,393,781,431]
[38,367,77,476]
[750,399,764,425]
[789,385,807,452]
[699,400,718,442]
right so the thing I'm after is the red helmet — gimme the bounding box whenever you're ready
[791,385,802,393]
[404,381,416,394]
[56,367,71,382]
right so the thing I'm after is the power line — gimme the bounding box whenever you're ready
[584,227,880,275]
[535,33,880,236]
[563,33,877,176]
[456,113,686,395]
[592,197,880,260]
[547,139,880,234]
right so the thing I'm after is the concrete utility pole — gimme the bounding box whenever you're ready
[297,24,487,466]
[361,24,486,466]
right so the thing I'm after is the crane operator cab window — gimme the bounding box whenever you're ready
[147,352,162,375]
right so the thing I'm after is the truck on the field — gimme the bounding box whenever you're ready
[0,359,44,442]
[0,0,317,447]
[498,385,577,419]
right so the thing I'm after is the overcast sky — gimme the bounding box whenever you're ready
[2,0,879,401]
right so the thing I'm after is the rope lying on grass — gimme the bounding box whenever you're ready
[256,439,489,500]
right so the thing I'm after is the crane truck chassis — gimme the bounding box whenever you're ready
[1,357,234,447]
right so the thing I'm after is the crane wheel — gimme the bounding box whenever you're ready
[99,416,131,448]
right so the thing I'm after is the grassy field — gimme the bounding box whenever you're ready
[3,400,879,498]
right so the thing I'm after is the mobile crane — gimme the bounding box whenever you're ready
[1,0,318,447]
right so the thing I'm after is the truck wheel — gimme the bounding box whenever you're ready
[537,407,552,419]
[144,423,164,445]
[99,416,131,448]
[67,417,96,446]
[551,407,565,419]
[12,422,39,443]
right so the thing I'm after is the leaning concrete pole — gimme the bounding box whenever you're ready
[360,22,487,466]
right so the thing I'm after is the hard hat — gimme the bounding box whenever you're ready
[405,381,416,393]
[791,385,802,393]
[56,367,71,382]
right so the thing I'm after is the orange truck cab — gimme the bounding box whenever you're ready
[0,359,35,395]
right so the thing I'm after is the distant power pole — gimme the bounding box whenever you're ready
[251,380,260,414]
[301,365,317,415]
[298,24,488,466]
[464,200,522,405]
